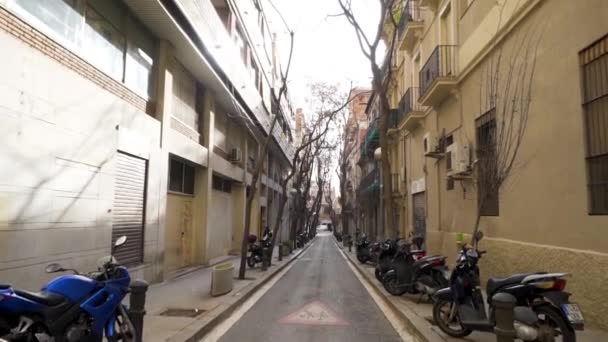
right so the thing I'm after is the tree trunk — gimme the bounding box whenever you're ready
[377,88,395,238]
[238,116,278,279]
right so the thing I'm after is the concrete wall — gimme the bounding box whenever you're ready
[0,28,163,287]
[387,0,608,329]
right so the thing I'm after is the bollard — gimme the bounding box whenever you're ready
[261,247,270,271]
[492,292,517,342]
[129,279,149,342]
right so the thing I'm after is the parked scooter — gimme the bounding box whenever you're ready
[374,238,403,281]
[433,231,583,341]
[381,238,449,299]
[356,234,373,263]
[0,236,136,342]
[374,234,429,280]
[247,229,273,268]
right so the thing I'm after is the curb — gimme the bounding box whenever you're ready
[169,238,316,342]
[339,247,446,342]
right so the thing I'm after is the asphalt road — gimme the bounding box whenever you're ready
[218,232,402,342]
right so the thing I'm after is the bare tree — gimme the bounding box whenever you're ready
[238,30,294,279]
[336,105,360,238]
[467,26,542,238]
[267,83,354,261]
[336,0,401,238]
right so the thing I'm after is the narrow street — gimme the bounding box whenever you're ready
[217,232,403,341]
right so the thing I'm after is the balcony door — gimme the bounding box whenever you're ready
[439,3,453,45]
[439,3,454,76]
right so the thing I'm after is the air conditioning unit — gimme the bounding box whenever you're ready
[423,131,439,155]
[446,143,471,177]
[230,148,243,163]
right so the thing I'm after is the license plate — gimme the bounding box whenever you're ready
[561,304,584,324]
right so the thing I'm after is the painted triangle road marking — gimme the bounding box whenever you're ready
[278,301,350,326]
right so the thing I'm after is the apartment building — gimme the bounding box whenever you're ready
[381,0,608,328]
[358,92,384,239]
[341,87,371,236]
[0,0,294,287]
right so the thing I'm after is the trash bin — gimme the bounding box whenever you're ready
[210,263,234,296]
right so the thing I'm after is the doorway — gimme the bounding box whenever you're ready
[412,192,426,243]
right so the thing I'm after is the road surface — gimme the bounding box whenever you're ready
[217,232,403,341]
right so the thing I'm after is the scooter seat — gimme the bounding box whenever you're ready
[0,283,11,289]
[487,273,535,295]
[14,289,64,306]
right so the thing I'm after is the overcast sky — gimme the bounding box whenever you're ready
[266,0,381,110]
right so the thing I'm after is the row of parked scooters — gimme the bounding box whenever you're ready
[355,231,584,342]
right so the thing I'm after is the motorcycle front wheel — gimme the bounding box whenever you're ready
[374,268,384,282]
[534,305,576,342]
[432,299,472,338]
[107,305,136,342]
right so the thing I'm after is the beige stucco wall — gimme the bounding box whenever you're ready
[0,29,164,287]
[389,0,608,329]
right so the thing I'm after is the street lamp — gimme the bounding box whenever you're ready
[374,147,382,160]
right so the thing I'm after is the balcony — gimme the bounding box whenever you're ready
[419,45,458,107]
[357,168,380,200]
[360,120,380,160]
[398,0,424,53]
[391,87,426,131]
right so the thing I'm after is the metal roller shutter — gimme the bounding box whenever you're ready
[112,152,147,266]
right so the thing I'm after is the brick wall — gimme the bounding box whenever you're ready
[0,6,155,115]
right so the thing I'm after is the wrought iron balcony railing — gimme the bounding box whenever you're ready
[419,45,457,97]
[397,0,422,38]
[391,87,423,128]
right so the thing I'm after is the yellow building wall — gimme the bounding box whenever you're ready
[387,0,608,329]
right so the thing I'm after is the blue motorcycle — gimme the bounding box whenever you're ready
[0,236,136,342]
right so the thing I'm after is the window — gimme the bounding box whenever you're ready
[12,0,84,45]
[235,25,248,66]
[476,109,499,216]
[447,177,455,191]
[172,59,199,131]
[83,3,125,81]
[10,0,157,99]
[580,34,608,214]
[445,134,454,170]
[169,158,195,195]
[213,175,232,193]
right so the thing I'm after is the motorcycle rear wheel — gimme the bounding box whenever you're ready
[433,299,472,338]
[534,305,576,342]
[382,274,407,296]
[247,256,257,268]
[356,253,369,264]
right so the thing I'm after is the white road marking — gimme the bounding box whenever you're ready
[338,247,414,342]
[202,241,314,341]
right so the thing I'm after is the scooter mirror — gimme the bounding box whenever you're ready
[114,235,127,247]
[45,263,64,273]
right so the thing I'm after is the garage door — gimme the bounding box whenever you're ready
[112,152,147,265]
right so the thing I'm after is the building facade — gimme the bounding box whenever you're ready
[0,0,294,287]
[341,87,371,236]
[381,0,608,328]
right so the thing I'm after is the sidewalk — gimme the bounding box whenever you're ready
[141,243,312,342]
[337,242,608,342]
